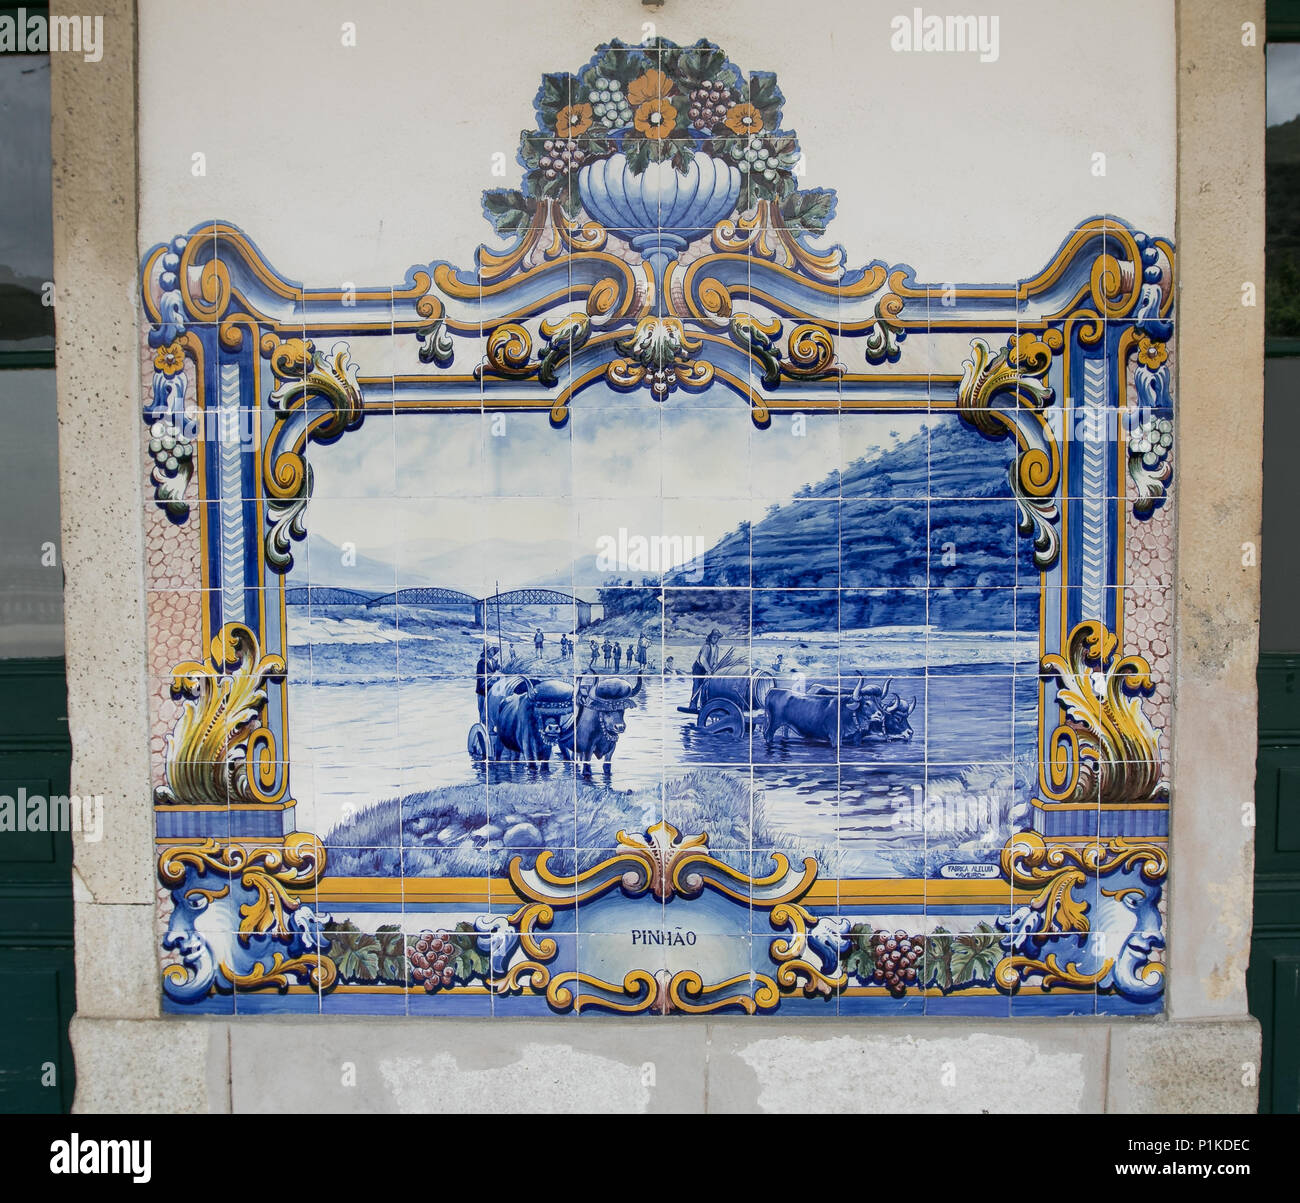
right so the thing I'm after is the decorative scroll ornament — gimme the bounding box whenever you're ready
[155,623,285,807]
[995,831,1167,1000]
[145,341,197,520]
[1042,620,1167,805]
[957,332,1062,568]
[483,822,847,1014]
[262,337,364,573]
[610,316,714,396]
[141,233,199,521]
[863,293,905,364]
[1127,281,1175,515]
[158,832,335,1000]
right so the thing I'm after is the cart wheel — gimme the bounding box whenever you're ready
[698,697,745,737]
[467,723,489,760]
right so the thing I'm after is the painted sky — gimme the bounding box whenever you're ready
[305,395,931,591]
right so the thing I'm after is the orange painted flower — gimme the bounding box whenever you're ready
[723,102,763,136]
[627,68,673,106]
[153,340,186,376]
[555,102,593,138]
[1136,337,1168,370]
[633,97,677,140]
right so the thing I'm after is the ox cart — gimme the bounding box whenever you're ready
[678,665,777,737]
[467,674,575,766]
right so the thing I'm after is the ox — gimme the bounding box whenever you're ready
[807,677,917,741]
[572,672,642,775]
[764,676,869,751]
[486,675,575,769]
[878,692,917,741]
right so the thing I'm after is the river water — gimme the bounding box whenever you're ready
[289,617,1038,868]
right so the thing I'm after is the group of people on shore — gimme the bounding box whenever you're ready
[528,629,652,670]
[587,632,650,673]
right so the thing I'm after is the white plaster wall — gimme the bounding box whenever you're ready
[138,0,1175,285]
[52,0,1267,1113]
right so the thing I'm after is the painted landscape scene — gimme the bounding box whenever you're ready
[287,399,1040,880]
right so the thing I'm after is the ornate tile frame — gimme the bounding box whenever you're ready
[140,38,1174,1018]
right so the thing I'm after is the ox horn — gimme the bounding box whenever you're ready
[881,678,893,698]
[904,696,917,714]
[852,674,863,700]
[884,694,900,711]
[629,673,643,698]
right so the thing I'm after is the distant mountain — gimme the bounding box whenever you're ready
[294,419,1027,635]
[288,532,575,596]
[287,534,412,592]
[665,419,1018,593]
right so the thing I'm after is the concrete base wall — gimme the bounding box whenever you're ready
[70,1015,1260,1113]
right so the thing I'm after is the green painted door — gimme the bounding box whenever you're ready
[0,660,74,1112]
[1251,658,1300,1113]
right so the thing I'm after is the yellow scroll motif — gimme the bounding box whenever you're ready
[1042,620,1166,804]
[496,822,836,1014]
[261,337,365,573]
[993,831,1167,991]
[710,199,859,286]
[158,832,327,935]
[158,833,337,991]
[155,623,285,807]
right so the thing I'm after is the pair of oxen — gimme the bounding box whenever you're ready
[482,672,642,773]
[482,671,917,773]
[763,676,917,751]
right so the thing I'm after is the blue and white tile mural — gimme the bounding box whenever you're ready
[143,38,1172,1016]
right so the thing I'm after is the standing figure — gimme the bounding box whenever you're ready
[603,637,613,669]
[689,628,724,711]
[589,638,599,668]
[534,628,544,657]
[637,633,648,670]
[613,642,623,671]
[475,644,501,723]
[625,642,635,669]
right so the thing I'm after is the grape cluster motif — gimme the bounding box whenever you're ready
[871,929,922,997]
[539,139,587,180]
[147,420,194,476]
[585,75,633,128]
[687,79,737,129]
[408,930,458,992]
[734,135,780,181]
[1131,416,1173,469]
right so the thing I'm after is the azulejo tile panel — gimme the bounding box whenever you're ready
[142,37,1173,1017]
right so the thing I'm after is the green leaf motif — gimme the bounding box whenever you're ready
[536,72,571,127]
[781,189,836,235]
[747,72,785,125]
[482,189,533,236]
[924,926,954,991]
[375,925,406,983]
[624,137,652,175]
[448,921,490,983]
[950,923,1001,987]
